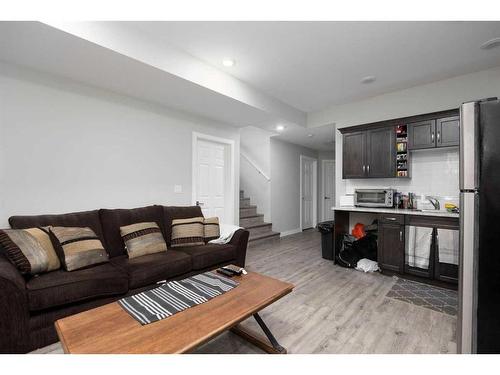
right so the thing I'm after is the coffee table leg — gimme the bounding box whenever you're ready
[230,313,287,354]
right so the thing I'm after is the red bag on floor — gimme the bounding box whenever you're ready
[352,223,366,239]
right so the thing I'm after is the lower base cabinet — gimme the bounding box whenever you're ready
[377,214,459,286]
[378,220,404,273]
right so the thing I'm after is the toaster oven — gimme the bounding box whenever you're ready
[354,189,395,208]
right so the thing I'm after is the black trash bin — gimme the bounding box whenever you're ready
[317,220,335,260]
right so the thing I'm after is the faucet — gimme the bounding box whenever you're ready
[426,196,440,210]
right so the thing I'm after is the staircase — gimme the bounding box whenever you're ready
[239,190,280,242]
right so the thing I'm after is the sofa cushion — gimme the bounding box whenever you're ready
[26,263,128,311]
[120,222,167,259]
[176,244,236,270]
[110,250,191,289]
[50,227,109,271]
[99,205,165,258]
[162,206,204,246]
[9,209,105,244]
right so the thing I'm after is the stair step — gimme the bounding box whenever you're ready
[239,206,257,217]
[239,214,264,227]
[248,230,281,243]
[246,223,273,236]
[240,197,251,207]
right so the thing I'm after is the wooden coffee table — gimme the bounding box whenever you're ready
[55,269,294,354]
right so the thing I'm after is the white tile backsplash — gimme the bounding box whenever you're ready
[343,148,459,204]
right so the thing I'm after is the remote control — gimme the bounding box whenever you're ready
[217,268,235,277]
[223,265,243,275]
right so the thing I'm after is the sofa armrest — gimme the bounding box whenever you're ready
[229,229,249,267]
[0,255,31,353]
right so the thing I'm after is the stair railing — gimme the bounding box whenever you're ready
[240,150,271,182]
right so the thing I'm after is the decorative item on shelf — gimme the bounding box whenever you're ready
[395,124,409,178]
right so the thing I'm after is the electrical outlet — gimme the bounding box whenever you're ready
[174,185,182,193]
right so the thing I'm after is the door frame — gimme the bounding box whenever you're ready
[299,154,318,231]
[192,132,236,225]
[321,159,335,222]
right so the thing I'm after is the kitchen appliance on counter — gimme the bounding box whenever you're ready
[458,97,500,353]
[354,188,394,208]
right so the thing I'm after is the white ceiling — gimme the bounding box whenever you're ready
[126,21,500,112]
[2,22,500,151]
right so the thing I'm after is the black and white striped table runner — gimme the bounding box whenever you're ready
[118,272,239,325]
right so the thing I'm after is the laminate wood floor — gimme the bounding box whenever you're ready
[33,230,456,354]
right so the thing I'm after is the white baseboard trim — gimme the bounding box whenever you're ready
[280,228,302,238]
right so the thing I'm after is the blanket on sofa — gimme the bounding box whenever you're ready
[118,271,239,325]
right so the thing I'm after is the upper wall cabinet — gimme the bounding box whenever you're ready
[342,127,395,179]
[343,131,367,178]
[340,109,459,180]
[408,115,459,150]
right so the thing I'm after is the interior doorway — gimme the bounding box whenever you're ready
[300,155,318,230]
[321,159,335,221]
[192,132,235,225]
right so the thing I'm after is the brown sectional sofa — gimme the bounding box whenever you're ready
[0,204,249,353]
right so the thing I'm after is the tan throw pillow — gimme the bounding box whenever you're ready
[120,222,167,259]
[0,227,60,275]
[50,227,109,271]
[171,217,205,247]
[204,217,220,242]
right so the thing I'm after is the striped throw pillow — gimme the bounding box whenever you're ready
[171,217,205,247]
[0,227,60,275]
[120,222,167,259]
[204,217,220,242]
[50,227,109,271]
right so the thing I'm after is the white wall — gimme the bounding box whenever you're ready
[270,138,318,234]
[239,126,272,222]
[0,62,240,227]
[316,67,500,207]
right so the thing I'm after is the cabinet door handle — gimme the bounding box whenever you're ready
[385,217,397,221]
[431,132,435,142]
[363,165,366,173]
[437,131,441,143]
[367,165,370,174]
[400,230,403,242]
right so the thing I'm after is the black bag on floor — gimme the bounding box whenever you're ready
[337,233,378,268]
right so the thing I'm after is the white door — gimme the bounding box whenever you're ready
[301,157,315,230]
[322,160,335,221]
[195,139,228,223]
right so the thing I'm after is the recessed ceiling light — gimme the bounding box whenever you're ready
[308,134,314,137]
[480,38,500,50]
[361,75,376,84]
[222,59,235,67]
[276,125,285,132]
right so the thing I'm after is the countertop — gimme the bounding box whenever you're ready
[332,206,459,219]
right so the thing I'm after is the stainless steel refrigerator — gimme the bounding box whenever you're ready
[458,98,500,353]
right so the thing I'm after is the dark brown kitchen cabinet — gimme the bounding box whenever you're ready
[378,215,405,273]
[342,127,395,179]
[366,127,396,178]
[436,116,460,147]
[408,116,459,150]
[408,119,436,150]
[342,131,367,178]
